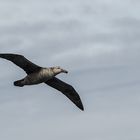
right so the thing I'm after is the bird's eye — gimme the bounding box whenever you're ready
[57,66,61,69]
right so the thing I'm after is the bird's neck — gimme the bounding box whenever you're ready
[41,68,55,77]
[43,68,61,77]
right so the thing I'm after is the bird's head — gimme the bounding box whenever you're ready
[51,66,68,75]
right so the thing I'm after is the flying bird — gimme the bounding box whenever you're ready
[0,53,84,111]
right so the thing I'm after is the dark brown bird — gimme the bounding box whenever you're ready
[0,53,84,111]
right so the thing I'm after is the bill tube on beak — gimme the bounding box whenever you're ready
[62,69,68,74]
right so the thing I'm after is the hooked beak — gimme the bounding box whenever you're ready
[62,69,68,74]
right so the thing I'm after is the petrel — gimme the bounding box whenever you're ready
[0,53,84,111]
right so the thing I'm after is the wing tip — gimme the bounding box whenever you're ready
[80,106,84,111]
[76,100,84,111]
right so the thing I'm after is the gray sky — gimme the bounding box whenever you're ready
[0,0,140,140]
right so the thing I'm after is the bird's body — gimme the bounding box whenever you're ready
[17,68,55,86]
[0,53,84,111]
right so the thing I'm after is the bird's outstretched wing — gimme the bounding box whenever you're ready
[45,77,84,111]
[0,53,41,74]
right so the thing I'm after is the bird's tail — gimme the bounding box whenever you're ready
[14,79,24,87]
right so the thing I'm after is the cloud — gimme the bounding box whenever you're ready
[0,0,140,140]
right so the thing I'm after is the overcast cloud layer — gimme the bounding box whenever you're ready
[0,0,140,140]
